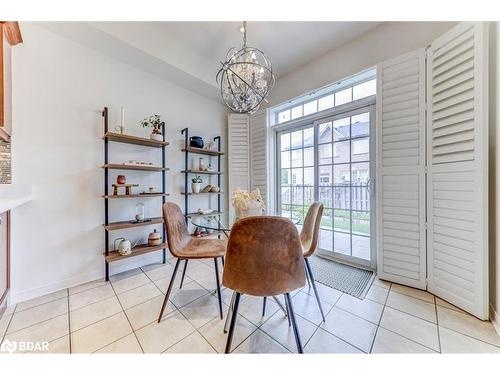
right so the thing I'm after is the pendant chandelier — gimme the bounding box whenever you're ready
[216,21,275,114]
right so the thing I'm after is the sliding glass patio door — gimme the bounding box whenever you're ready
[277,105,376,268]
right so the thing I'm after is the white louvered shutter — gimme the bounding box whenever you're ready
[376,49,427,289]
[228,114,250,222]
[250,110,268,205]
[427,22,488,319]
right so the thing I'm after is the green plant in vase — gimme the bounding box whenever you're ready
[191,175,203,194]
[140,114,165,141]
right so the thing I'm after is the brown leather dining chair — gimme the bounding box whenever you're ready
[300,202,326,322]
[261,202,326,322]
[157,202,226,323]
[222,216,306,353]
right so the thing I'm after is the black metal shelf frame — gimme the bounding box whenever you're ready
[103,107,167,281]
[181,128,223,224]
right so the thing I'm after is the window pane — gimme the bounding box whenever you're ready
[291,149,303,168]
[291,168,303,185]
[352,234,370,260]
[334,231,351,255]
[351,112,369,138]
[351,162,369,185]
[304,167,314,186]
[304,187,314,205]
[333,117,350,141]
[335,88,352,106]
[303,147,314,167]
[281,187,291,204]
[318,94,334,111]
[351,182,370,211]
[291,205,305,223]
[318,144,332,165]
[303,128,314,147]
[333,141,350,164]
[291,105,303,120]
[334,164,350,185]
[319,165,332,185]
[281,151,290,168]
[319,229,333,250]
[278,110,290,124]
[319,187,332,207]
[352,138,369,162]
[352,212,370,236]
[353,79,376,100]
[334,186,350,210]
[303,100,318,116]
[334,210,350,233]
[292,187,304,205]
[280,133,290,151]
[281,169,291,185]
[318,122,332,144]
[291,130,302,149]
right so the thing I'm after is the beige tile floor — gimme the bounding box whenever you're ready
[1,257,500,354]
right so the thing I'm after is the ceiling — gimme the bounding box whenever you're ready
[147,22,383,78]
[39,21,384,101]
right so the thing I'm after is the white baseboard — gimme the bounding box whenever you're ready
[490,303,500,338]
[10,251,169,305]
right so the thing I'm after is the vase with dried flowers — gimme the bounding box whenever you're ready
[232,188,265,220]
[140,114,165,141]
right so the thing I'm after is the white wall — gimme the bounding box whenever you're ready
[269,22,456,107]
[489,22,500,332]
[9,23,227,303]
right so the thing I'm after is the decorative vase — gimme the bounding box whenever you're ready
[117,175,126,184]
[135,203,145,222]
[148,229,162,246]
[150,133,163,141]
[192,182,202,194]
[198,158,205,171]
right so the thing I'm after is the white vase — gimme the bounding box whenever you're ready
[150,133,163,141]
[192,182,202,194]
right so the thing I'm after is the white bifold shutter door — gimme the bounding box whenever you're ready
[249,109,268,204]
[376,49,427,289]
[228,114,250,223]
[427,22,488,319]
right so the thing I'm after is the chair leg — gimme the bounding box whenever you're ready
[158,258,181,323]
[304,257,326,322]
[221,256,225,267]
[283,294,291,327]
[262,297,267,316]
[224,291,236,333]
[214,257,223,320]
[179,259,188,289]
[305,264,311,288]
[284,292,303,354]
[225,292,241,354]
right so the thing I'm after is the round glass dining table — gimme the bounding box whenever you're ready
[190,213,300,237]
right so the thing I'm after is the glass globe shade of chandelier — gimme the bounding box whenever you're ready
[216,22,275,114]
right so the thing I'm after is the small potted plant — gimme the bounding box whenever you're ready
[192,175,203,194]
[140,114,165,141]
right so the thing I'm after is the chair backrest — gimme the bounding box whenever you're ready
[222,216,306,296]
[300,202,324,257]
[162,202,191,258]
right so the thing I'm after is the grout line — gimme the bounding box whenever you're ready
[0,304,17,345]
[369,282,391,353]
[434,295,442,353]
[109,274,145,354]
[5,311,69,336]
[67,289,72,354]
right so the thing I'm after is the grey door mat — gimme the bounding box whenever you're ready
[308,255,375,299]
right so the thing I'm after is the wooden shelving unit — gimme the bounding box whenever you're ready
[181,128,224,229]
[104,217,164,231]
[102,107,169,280]
[103,163,169,172]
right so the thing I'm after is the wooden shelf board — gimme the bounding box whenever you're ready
[185,211,224,218]
[181,170,223,175]
[181,147,224,156]
[190,233,223,239]
[104,132,169,148]
[104,217,163,231]
[105,243,168,262]
[103,193,170,199]
[181,192,223,196]
[103,164,169,172]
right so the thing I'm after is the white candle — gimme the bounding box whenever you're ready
[120,107,125,127]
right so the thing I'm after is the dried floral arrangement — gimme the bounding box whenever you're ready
[232,188,265,219]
